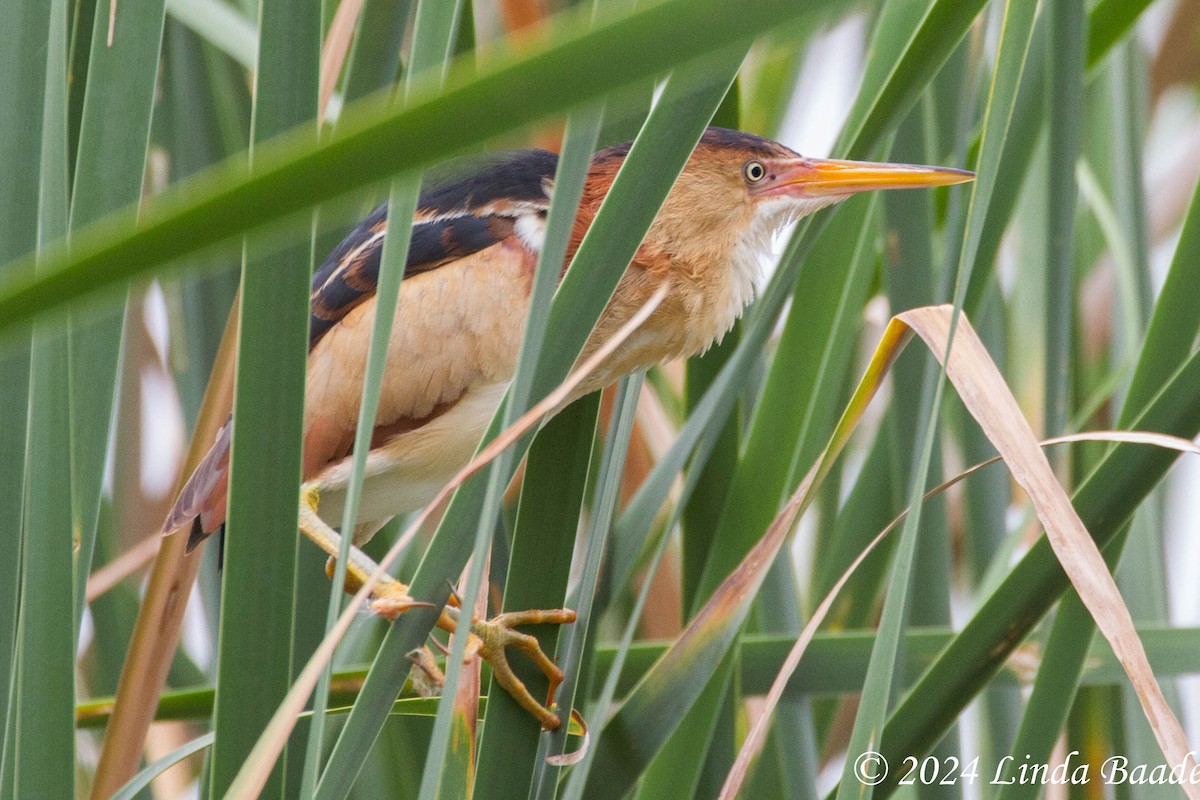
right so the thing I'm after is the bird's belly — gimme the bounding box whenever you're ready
[309,382,509,534]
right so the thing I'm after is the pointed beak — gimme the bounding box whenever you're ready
[757,157,974,198]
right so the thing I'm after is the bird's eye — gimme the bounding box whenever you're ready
[743,161,767,183]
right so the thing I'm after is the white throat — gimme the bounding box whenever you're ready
[726,194,843,319]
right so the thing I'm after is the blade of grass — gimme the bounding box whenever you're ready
[834,0,987,158]
[163,0,256,69]
[1076,160,1142,366]
[436,560,486,800]
[88,308,239,798]
[471,102,606,798]
[561,483,684,800]
[739,22,813,138]
[882,99,962,800]
[0,0,52,773]
[831,317,934,800]
[65,0,96,185]
[339,0,411,105]
[1086,0,1154,69]
[318,0,367,121]
[635,654,737,800]
[812,419,897,626]
[1042,0,1085,449]
[1108,43,1152,329]
[206,0,320,794]
[77,610,1200,728]
[950,290,1019,770]
[964,0,1160,316]
[14,0,74,797]
[111,733,216,800]
[474,393,601,798]
[680,78,742,614]
[680,323,742,611]
[87,18,250,798]
[534,373,644,794]
[66,0,166,632]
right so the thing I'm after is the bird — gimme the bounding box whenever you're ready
[163,127,972,729]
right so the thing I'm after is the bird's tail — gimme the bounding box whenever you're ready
[162,416,233,552]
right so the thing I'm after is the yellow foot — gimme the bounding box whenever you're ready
[319,555,433,618]
[470,608,577,731]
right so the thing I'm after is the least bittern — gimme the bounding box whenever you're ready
[164,127,972,729]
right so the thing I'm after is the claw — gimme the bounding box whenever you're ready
[371,583,436,620]
[470,608,577,730]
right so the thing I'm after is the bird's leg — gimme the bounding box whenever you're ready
[299,485,575,729]
[437,605,577,731]
[298,485,427,616]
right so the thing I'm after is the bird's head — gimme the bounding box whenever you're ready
[578,127,974,358]
[640,127,974,271]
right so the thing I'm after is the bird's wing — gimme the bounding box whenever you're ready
[309,149,557,349]
[165,149,557,543]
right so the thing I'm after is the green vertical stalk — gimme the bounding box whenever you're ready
[15,0,75,796]
[882,109,958,800]
[654,78,747,800]
[1042,0,1085,449]
[680,79,742,614]
[0,0,52,775]
[1109,43,1152,334]
[475,394,600,798]
[473,102,606,798]
[67,0,166,629]
[208,0,320,795]
[534,375,643,798]
[340,0,413,104]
